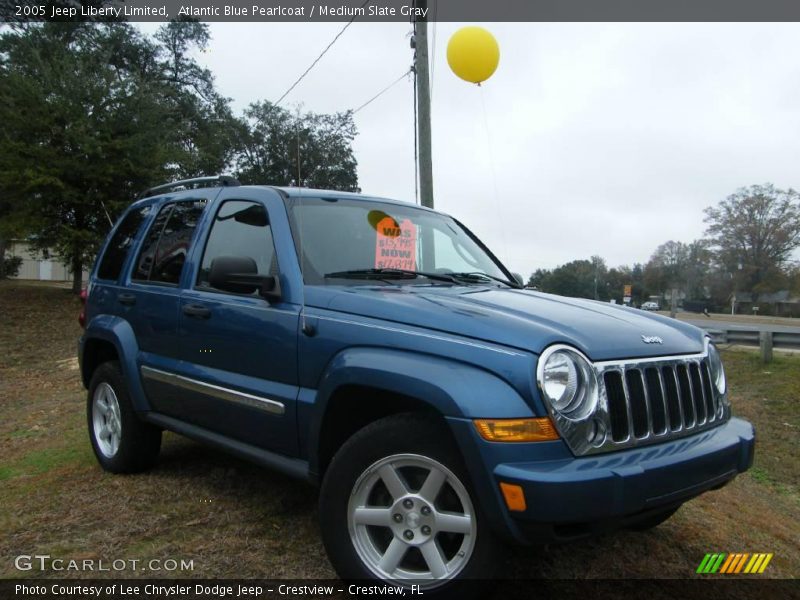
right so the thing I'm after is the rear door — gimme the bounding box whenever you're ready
[124,196,209,407]
[168,191,301,455]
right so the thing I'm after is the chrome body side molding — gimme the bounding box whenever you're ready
[140,366,286,416]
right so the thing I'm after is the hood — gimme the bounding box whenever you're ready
[310,285,705,361]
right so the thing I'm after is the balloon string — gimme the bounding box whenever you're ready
[479,86,510,267]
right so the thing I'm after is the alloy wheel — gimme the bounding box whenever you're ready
[92,382,122,458]
[347,453,476,586]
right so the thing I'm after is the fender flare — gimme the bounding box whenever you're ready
[305,346,535,474]
[82,314,149,411]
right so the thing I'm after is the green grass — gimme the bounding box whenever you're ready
[720,348,800,502]
[0,442,95,481]
[8,429,38,439]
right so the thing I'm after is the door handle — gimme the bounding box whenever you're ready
[118,293,136,306]
[183,304,211,319]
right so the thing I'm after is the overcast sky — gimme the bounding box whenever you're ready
[138,22,800,276]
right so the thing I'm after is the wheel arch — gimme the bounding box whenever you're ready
[305,347,535,480]
[80,315,148,411]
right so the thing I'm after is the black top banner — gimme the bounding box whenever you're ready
[2,0,800,23]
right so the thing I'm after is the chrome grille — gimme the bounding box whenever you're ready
[601,357,723,446]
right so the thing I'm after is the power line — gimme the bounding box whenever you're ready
[352,69,411,114]
[273,0,371,107]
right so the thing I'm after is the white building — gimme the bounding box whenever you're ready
[7,240,90,282]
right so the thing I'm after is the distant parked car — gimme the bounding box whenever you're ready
[641,301,660,311]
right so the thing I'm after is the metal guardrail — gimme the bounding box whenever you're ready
[703,328,800,350]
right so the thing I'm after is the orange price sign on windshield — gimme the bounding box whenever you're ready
[375,217,417,270]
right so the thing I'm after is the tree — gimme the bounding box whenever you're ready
[527,268,549,290]
[684,240,712,300]
[0,21,360,292]
[605,265,631,303]
[154,20,238,178]
[234,101,359,191]
[629,262,650,305]
[0,21,231,292]
[644,241,689,294]
[0,192,17,279]
[527,257,609,300]
[643,239,710,299]
[704,184,800,294]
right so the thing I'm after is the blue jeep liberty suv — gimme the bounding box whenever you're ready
[79,176,755,591]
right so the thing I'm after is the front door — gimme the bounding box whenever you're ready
[173,194,300,456]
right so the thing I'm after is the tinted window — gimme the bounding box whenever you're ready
[198,200,277,290]
[133,200,205,285]
[97,206,150,281]
[132,205,171,282]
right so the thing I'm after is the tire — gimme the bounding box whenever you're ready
[628,505,681,531]
[87,361,161,473]
[319,413,503,597]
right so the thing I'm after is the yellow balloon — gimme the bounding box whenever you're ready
[446,26,500,84]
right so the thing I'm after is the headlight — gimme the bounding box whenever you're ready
[538,346,598,420]
[707,342,726,395]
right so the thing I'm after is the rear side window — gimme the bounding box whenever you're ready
[132,200,205,285]
[96,206,150,281]
[197,200,277,290]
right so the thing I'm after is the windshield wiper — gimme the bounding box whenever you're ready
[324,268,459,284]
[449,271,522,288]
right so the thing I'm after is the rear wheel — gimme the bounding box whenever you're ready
[87,361,161,473]
[320,414,502,597]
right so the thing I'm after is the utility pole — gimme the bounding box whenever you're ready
[413,0,434,208]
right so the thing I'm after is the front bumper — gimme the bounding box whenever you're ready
[449,416,754,544]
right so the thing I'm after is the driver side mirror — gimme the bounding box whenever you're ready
[208,256,282,302]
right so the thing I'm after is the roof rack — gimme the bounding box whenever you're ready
[138,175,241,199]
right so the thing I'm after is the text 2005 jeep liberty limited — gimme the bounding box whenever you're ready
[79,176,754,593]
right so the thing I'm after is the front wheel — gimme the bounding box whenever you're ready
[319,414,502,596]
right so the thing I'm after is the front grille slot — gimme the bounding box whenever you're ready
[700,361,716,420]
[604,371,629,442]
[625,370,649,438]
[676,364,695,428]
[644,367,667,434]
[689,363,706,425]
[662,366,682,431]
[601,354,722,450]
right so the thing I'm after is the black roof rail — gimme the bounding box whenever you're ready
[138,175,241,199]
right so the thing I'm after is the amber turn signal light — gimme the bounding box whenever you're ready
[499,482,527,512]
[473,418,559,442]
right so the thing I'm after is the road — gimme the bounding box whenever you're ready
[681,317,800,334]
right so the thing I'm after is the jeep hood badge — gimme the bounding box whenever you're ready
[641,335,664,344]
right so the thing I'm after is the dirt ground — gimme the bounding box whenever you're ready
[0,281,798,588]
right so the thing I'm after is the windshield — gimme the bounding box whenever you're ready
[287,197,512,285]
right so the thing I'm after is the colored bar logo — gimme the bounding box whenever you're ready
[697,553,773,574]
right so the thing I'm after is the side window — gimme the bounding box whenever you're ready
[132,200,205,285]
[97,206,150,281]
[197,200,276,292]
